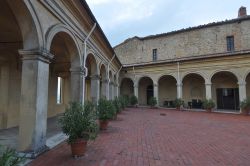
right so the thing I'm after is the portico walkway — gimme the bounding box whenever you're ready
[29,108,250,166]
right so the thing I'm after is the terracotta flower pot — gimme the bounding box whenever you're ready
[206,108,212,113]
[241,109,249,116]
[99,120,109,130]
[70,139,87,157]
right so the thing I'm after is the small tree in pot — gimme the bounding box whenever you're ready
[119,96,126,111]
[130,95,138,107]
[97,98,115,130]
[240,98,250,115]
[202,99,215,113]
[174,98,184,111]
[149,97,157,108]
[58,102,98,157]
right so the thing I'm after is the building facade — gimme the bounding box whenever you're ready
[0,0,121,157]
[116,7,250,111]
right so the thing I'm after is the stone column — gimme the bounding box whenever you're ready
[177,83,183,99]
[153,83,159,105]
[205,82,212,99]
[113,83,118,98]
[109,81,114,100]
[91,75,100,104]
[18,50,53,158]
[0,64,9,129]
[238,81,247,102]
[70,67,84,102]
[101,79,109,99]
[134,85,138,98]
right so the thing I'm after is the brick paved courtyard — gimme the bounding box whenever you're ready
[29,108,250,166]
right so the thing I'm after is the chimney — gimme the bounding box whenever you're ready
[238,6,247,18]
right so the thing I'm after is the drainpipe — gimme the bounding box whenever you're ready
[107,54,116,100]
[82,23,96,104]
[116,66,123,97]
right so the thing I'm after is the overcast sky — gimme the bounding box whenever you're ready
[86,0,250,47]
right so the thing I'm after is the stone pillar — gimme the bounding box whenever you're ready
[70,67,84,102]
[117,84,120,97]
[18,50,53,158]
[0,64,10,129]
[205,83,212,99]
[177,83,183,99]
[101,79,109,99]
[113,83,118,98]
[238,81,247,102]
[153,83,159,105]
[91,75,100,104]
[134,85,138,98]
[109,82,114,100]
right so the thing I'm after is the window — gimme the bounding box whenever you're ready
[57,77,63,104]
[152,49,157,61]
[226,36,234,52]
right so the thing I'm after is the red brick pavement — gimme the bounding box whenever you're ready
[29,108,250,166]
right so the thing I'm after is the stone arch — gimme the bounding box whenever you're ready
[5,0,42,50]
[181,71,207,83]
[158,75,177,107]
[100,64,107,98]
[182,73,206,108]
[138,76,154,105]
[45,24,81,59]
[209,70,239,83]
[211,71,239,111]
[120,78,134,97]
[157,74,177,83]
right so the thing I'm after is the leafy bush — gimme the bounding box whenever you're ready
[174,98,184,108]
[113,97,122,114]
[149,97,157,107]
[202,99,215,109]
[130,95,138,106]
[58,102,98,144]
[97,98,115,120]
[0,146,25,166]
[123,95,130,107]
[119,96,126,110]
[240,97,250,110]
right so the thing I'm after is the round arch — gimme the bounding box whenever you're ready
[211,71,239,111]
[158,75,177,107]
[157,74,177,83]
[209,70,239,83]
[138,76,154,105]
[120,78,134,98]
[181,72,207,83]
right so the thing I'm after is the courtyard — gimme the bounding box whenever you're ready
[29,108,250,166]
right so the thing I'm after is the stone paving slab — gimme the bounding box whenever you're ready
[29,108,250,166]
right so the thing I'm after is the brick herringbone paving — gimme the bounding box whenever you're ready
[29,108,250,166]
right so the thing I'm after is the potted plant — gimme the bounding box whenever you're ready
[240,98,250,115]
[130,95,138,107]
[58,102,98,157]
[202,99,215,113]
[0,145,25,166]
[119,96,126,111]
[97,98,115,130]
[113,97,121,119]
[149,97,157,108]
[174,98,184,111]
[123,95,130,108]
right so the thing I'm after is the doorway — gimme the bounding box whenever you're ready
[147,85,154,105]
[216,88,239,110]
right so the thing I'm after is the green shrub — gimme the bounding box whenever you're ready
[149,97,157,107]
[202,99,215,109]
[113,97,122,114]
[58,102,98,144]
[174,98,184,108]
[240,97,250,110]
[119,96,126,110]
[97,98,115,120]
[123,95,130,107]
[0,146,25,166]
[130,95,138,106]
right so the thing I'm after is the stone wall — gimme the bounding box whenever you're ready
[115,18,250,65]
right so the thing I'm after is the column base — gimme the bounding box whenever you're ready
[18,145,49,159]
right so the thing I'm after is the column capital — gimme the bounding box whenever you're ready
[205,83,212,86]
[19,49,54,64]
[154,83,158,87]
[134,85,138,88]
[70,66,85,75]
[91,74,101,80]
[102,79,109,83]
[176,83,183,86]
[238,81,246,86]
